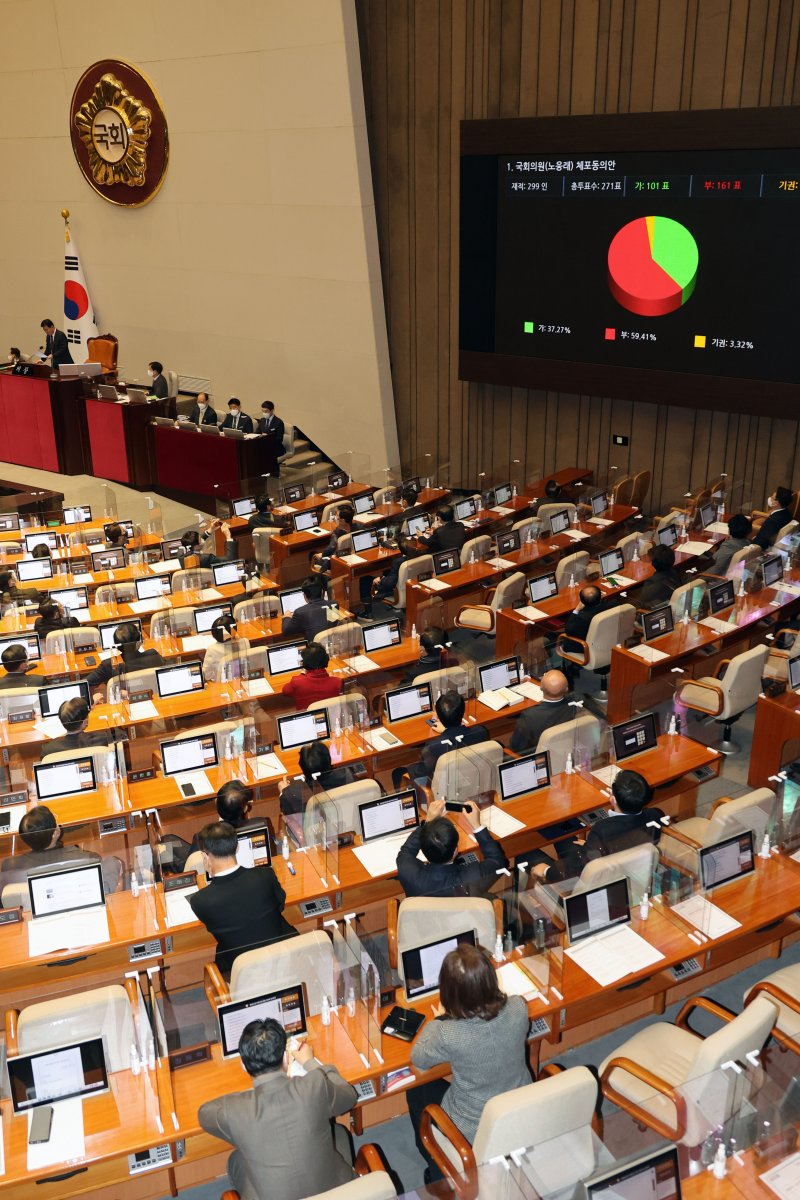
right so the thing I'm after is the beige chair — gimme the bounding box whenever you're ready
[94,582,136,604]
[669,578,706,623]
[538,502,577,530]
[41,745,115,780]
[150,607,196,641]
[676,643,768,753]
[775,519,799,546]
[612,475,634,506]
[725,543,760,577]
[319,778,382,834]
[744,964,800,1055]
[11,982,136,1073]
[414,664,469,700]
[2,882,30,911]
[629,470,651,510]
[600,995,777,1145]
[659,788,775,874]
[171,719,240,747]
[616,530,652,562]
[454,571,527,634]
[172,567,214,592]
[388,554,434,610]
[537,712,602,774]
[459,534,491,566]
[234,595,280,623]
[387,897,500,987]
[530,844,658,924]
[314,621,362,656]
[512,515,539,540]
[428,740,505,806]
[557,603,636,696]
[555,551,590,589]
[225,930,334,1015]
[0,687,42,718]
[184,849,205,875]
[43,626,101,654]
[222,1149,395,1200]
[0,541,24,555]
[251,528,283,570]
[308,691,369,726]
[320,501,341,524]
[420,1065,599,1199]
[108,667,160,704]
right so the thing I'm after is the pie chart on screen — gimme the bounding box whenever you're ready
[607,216,699,317]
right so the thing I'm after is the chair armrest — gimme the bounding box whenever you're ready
[539,1063,565,1077]
[744,981,800,1055]
[5,1010,18,1057]
[355,1144,385,1175]
[752,509,769,520]
[556,633,590,666]
[675,995,737,1032]
[221,1191,240,1200]
[420,1103,476,1194]
[204,962,230,1012]
[387,899,399,970]
[676,678,724,717]
[123,976,140,1013]
[660,825,703,849]
[713,658,731,679]
[600,1056,687,1141]
[708,795,736,816]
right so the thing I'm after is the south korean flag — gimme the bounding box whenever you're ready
[63,222,99,361]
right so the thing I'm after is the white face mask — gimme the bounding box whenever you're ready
[230,408,240,417]
[148,369,155,379]
[198,402,207,411]
[768,495,778,510]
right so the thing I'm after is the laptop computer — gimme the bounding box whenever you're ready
[548,508,571,535]
[433,549,460,575]
[708,578,735,614]
[580,1146,681,1200]
[599,548,625,579]
[212,559,245,587]
[0,631,41,661]
[92,547,127,572]
[7,1037,109,1112]
[498,751,550,802]
[156,661,204,699]
[283,484,306,504]
[354,494,375,515]
[161,732,218,797]
[34,756,97,801]
[352,529,378,554]
[231,496,256,518]
[277,709,330,751]
[656,522,679,547]
[405,512,431,537]
[789,654,800,692]
[362,618,402,654]
[96,383,119,400]
[279,588,306,616]
[384,681,433,723]
[454,497,478,522]
[402,930,477,999]
[16,557,53,582]
[267,639,306,675]
[496,529,521,555]
[0,512,20,532]
[236,825,272,868]
[62,505,92,525]
[564,877,631,945]
[38,680,91,720]
[528,572,558,603]
[218,986,307,1059]
[762,554,784,588]
[293,510,319,534]
[699,830,755,893]
[642,605,674,641]
[97,617,141,650]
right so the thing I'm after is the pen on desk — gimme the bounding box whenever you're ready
[286,862,296,876]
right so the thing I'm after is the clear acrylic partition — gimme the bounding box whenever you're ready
[343,916,386,1070]
[102,484,118,519]
[725,477,755,519]
[302,791,339,888]
[413,593,447,638]
[424,662,474,705]
[324,623,363,674]
[775,774,800,855]
[514,635,550,682]
[328,451,372,487]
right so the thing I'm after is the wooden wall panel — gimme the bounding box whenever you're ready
[355,0,800,513]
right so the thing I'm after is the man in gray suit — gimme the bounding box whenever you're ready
[198,1018,358,1200]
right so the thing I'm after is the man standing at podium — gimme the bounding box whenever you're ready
[39,319,72,369]
[258,400,285,477]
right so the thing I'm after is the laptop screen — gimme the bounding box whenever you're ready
[599,548,625,577]
[496,529,520,554]
[98,618,141,650]
[762,554,784,587]
[7,1038,109,1113]
[406,513,430,536]
[232,496,256,517]
[63,505,92,525]
[612,713,659,762]
[28,861,105,919]
[213,560,244,587]
[402,476,422,494]
[293,511,317,533]
[700,830,755,892]
[0,513,20,531]
[34,756,96,802]
[0,631,41,662]
[161,538,183,560]
[218,987,307,1060]
[790,654,800,692]
[38,680,91,720]
[16,557,53,582]
[385,682,433,723]
[279,588,306,615]
[585,1146,682,1200]
[498,751,550,802]
[328,471,348,489]
[194,602,233,633]
[161,733,218,777]
[236,825,272,868]
[454,497,478,521]
[25,532,57,553]
[277,709,330,751]
[433,549,460,575]
[657,523,678,547]
[642,606,674,642]
[492,483,513,507]
[49,586,89,614]
[363,619,402,653]
[528,572,558,603]
[402,930,477,999]
[709,579,735,614]
[104,521,134,541]
[92,547,127,572]
[283,484,306,503]
[267,639,306,675]
[565,877,631,945]
[700,502,717,528]
[156,661,205,698]
[359,790,419,842]
[479,656,521,692]
[591,493,608,516]
[352,529,378,554]
[548,509,571,535]
[354,494,375,514]
[135,574,171,600]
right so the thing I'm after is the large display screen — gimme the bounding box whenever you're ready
[459,107,799,413]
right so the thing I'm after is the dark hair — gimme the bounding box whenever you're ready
[578,584,602,609]
[420,816,459,865]
[197,392,209,405]
[301,642,328,671]
[211,613,237,643]
[776,486,792,510]
[58,696,90,731]
[436,689,465,727]
[650,544,676,572]
[181,530,200,549]
[1,644,27,671]
[19,805,57,851]
[40,320,54,330]
[401,487,417,508]
[611,768,653,814]
[298,740,332,782]
[420,627,444,655]
[238,1018,286,1076]
[255,494,272,514]
[149,361,163,374]
[337,506,354,526]
[439,944,507,1021]
[262,401,275,413]
[10,347,21,358]
[106,523,125,545]
[216,780,252,826]
[36,600,61,626]
[31,544,51,559]
[114,621,141,648]
[728,513,752,540]
[301,576,325,601]
[544,479,562,499]
[0,571,12,592]
[437,504,454,524]
[228,397,241,408]
[199,821,238,859]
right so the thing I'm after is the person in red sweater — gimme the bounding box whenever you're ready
[281,642,342,711]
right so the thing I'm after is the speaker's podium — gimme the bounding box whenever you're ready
[0,363,87,473]
[151,422,266,510]
[84,391,170,487]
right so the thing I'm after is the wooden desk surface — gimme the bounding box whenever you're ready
[524,466,594,497]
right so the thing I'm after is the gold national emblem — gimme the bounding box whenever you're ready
[74,73,151,188]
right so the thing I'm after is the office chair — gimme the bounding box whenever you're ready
[221,1148,395,1200]
[675,643,768,753]
[536,711,602,774]
[387,897,500,987]
[658,788,775,874]
[556,603,637,698]
[8,980,136,1073]
[205,929,334,1017]
[454,571,526,634]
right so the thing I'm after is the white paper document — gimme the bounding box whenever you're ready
[128,699,159,720]
[72,572,94,584]
[172,770,212,797]
[587,517,612,526]
[678,540,713,556]
[165,885,199,927]
[477,689,513,712]
[515,606,548,622]
[761,1150,800,1199]
[28,907,110,957]
[151,558,180,574]
[244,677,274,697]
[602,574,636,587]
[486,557,517,570]
[705,522,729,535]
[128,597,170,615]
[481,805,526,837]
[253,752,287,779]
[496,961,542,1001]
[671,895,741,939]
[628,644,670,663]
[360,726,403,751]
[198,588,225,602]
[346,654,380,673]
[700,616,739,634]
[339,554,366,565]
[562,529,590,541]
[591,764,621,785]
[421,578,450,591]
[565,924,664,986]
[27,1096,85,1171]
[512,680,544,701]
[353,832,411,878]
[181,634,214,652]
[491,506,515,516]
[34,716,66,740]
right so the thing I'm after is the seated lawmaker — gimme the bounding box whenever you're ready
[34,599,78,639]
[202,614,251,684]
[402,626,447,684]
[754,486,794,549]
[510,670,573,753]
[278,742,354,816]
[397,796,507,897]
[187,392,218,426]
[637,544,680,611]
[87,622,165,693]
[281,642,342,711]
[0,643,41,690]
[702,513,753,577]
[104,522,128,550]
[281,576,335,641]
[0,804,119,893]
[421,503,466,554]
[247,494,277,532]
[6,347,23,368]
[188,822,296,975]
[190,780,265,852]
[147,360,169,399]
[220,397,254,434]
[42,697,110,758]
[560,584,619,656]
[317,505,354,571]
[395,690,490,789]
[0,569,41,613]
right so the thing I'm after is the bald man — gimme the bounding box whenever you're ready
[561,583,619,656]
[510,669,574,753]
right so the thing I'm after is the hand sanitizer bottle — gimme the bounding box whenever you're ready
[321,995,331,1026]
[565,751,574,775]
[713,1143,727,1179]
[493,934,504,962]
[759,833,770,859]
[639,892,650,921]
[282,835,290,861]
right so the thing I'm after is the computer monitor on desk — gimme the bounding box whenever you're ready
[385,682,433,723]
[16,556,53,582]
[0,513,20,532]
[548,509,571,535]
[405,512,430,537]
[656,523,679,547]
[527,572,558,603]
[0,631,41,661]
[49,585,89,615]
[454,497,478,522]
[433,549,459,575]
[267,639,306,675]
[212,559,245,587]
[194,602,233,633]
[104,521,134,541]
[160,732,218,777]
[402,930,477,999]
[161,538,183,560]
[25,532,57,554]
[351,529,378,554]
[28,861,106,919]
[708,579,735,614]
[7,1038,109,1113]
[156,661,205,699]
[218,987,307,1060]
[496,529,520,555]
[236,826,272,868]
[34,756,97,801]
[642,606,674,642]
[789,655,800,692]
[564,877,631,945]
[362,619,402,654]
[699,830,755,893]
[92,547,127,572]
[599,548,625,579]
[762,554,784,588]
[293,511,317,534]
[611,712,659,763]
[328,471,348,490]
[63,505,92,525]
[491,483,513,507]
[580,1146,682,1200]
[283,484,306,504]
[699,502,717,529]
[135,574,171,600]
[38,681,91,719]
[277,709,330,751]
[279,588,306,616]
[231,496,256,518]
[498,751,550,802]
[479,656,521,692]
[591,493,608,517]
[98,617,141,650]
[359,790,420,844]
[354,494,375,516]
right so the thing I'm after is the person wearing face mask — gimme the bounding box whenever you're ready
[754,486,794,550]
[147,360,169,399]
[187,391,218,426]
[220,397,254,434]
[3,348,22,372]
[257,400,285,477]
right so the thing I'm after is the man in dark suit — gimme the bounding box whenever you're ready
[189,822,296,975]
[188,392,218,426]
[397,795,507,897]
[220,397,254,434]
[421,504,466,554]
[279,742,354,816]
[247,495,277,532]
[0,644,42,690]
[42,697,111,759]
[561,584,619,655]
[0,805,107,889]
[393,690,491,790]
[40,319,73,368]
[147,361,169,398]
[754,486,794,550]
[510,670,574,753]
[258,401,285,477]
[281,577,336,641]
[198,1018,358,1200]
[637,544,680,611]
[86,622,165,694]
